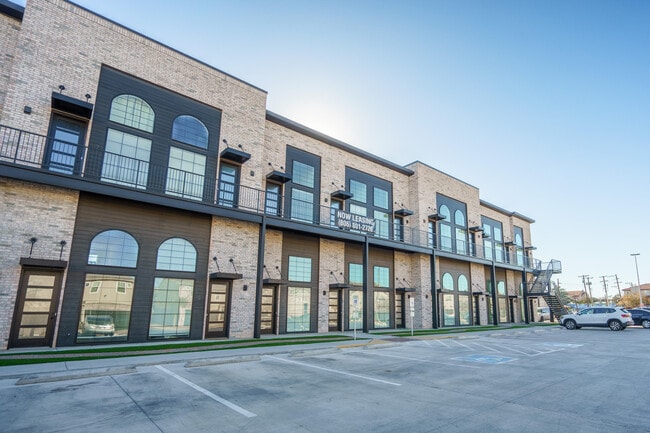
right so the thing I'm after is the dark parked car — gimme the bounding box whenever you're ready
[628,308,650,328]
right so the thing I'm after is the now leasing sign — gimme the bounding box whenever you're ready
[335,210,375,233]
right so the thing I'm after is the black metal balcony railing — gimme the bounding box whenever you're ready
[0,124,543,269]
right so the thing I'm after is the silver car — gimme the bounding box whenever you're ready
[560,307,633,331]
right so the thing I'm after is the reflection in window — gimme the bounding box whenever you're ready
[290,189,314,222]
[166,147,206,200]
[288,256,312,282]
[172,115,208,149]
[109,95,155,133]
[287,287,310,332]
[427,221,435,248]
[349,263,363,286]
[373,266,390,288]
[149,277,194,338]
[157,238,197,272]
[292,161,315,188]
[498,298,508,323]
[77,274,134,343]
[88,230,138,268]
[454,210,465,226]
[515,233,524,266]
[349,290,363,329]
[497,281,506,296]
[458,274,469,292]
[442,272,454,291]
[349,180,366,203]
[350,203,366,216]
[393,216,404,241]
[459,296,470,325]
[374,210,389,238]
[443,294,455,326]
[374,187,388,209]
[439,205,450,220]
[102,129,151,188]
[374,291,390,328]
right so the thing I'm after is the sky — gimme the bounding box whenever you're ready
[19,0,650,297]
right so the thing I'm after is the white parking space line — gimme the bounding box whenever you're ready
[486,343,532,355]
[365,352,481,369]
[450,339,473,349]
[265,356,401,386]
[469,343,503,353]
[155,365,256,418]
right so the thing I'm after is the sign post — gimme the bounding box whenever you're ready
[409,296,415,336]
[352,294,359,340]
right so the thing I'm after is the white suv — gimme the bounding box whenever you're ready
[560,307,633,331]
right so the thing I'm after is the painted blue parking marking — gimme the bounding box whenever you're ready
[452,354,517,364]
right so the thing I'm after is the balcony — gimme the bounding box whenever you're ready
[1,124,543,269]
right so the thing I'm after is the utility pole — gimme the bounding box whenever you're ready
[579,275,591,306]
[600,276,609,306]
[612,274,622,300]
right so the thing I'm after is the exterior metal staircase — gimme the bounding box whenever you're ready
[528,260,568,319]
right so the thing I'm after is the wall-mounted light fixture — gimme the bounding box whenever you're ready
[58,85,65,93]
[29,237,37,258]
[59,240,67,260]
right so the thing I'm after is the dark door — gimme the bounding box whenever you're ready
[44,115,86,175]
[328,290,342,331]
[395,292,405,328]
[217,163,238,207]
[205,281,231,338]
[9,269,63,348]
[260,285,277,334]
[474,295,481,325]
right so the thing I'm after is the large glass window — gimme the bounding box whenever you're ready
[292,161,315,188]
[443,294,455,326]
[287,287,311,332]
[166,147,205,200]
[374,187,388,209]
[290,189,314,222]
[374,210,389,238]
[157,238,197,272]
[458,274,469,292]
[515,229,524,266]
[373,266,390,288]
[455,210,467,255]
[374,291,390,328]
[77,274,134,343]
[442,272,454,291]
[149,278,194,339]
[349,263,363,286]
[349,180,366,203]
[498,298,508,323]
[497,281,506,296]
[171,115,208,149]
[349,290,363,329]
[427,221,435,248]
[102,129,151,188]
[393,216,404,242]
[459,296,470,325]
[288,256,312,282]
[482,216,505,262]
[88,230,138,268]
[437,197,468,256]
[109,95,154,133]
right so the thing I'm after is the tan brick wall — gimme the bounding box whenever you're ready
[0,12,21,117]
[263,120,412,213]
[209,216,260,338]
[318,239,345,332]
[0,177,78,348]
[2,0,268,190]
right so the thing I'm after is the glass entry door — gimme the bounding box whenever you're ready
[328,290,342,331]
[260,286,277,334]
[395,292,405,328]
[44,115,86,175]
[9,269,62,348]
[205,281,230,338]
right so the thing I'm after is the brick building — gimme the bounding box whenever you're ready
[0,0,561,349]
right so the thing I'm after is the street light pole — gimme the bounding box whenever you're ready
[631,253,643,307]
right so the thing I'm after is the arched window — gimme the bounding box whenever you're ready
[439,205,451,220]
[442,272,454,291]
[109,95,155,133]
[172,115,208,149]
[88,230,138,268]
[454,209,465,226]
[458,274,469,292]
[156,238,197,272]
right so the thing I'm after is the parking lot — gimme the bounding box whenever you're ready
[1,327,649,432]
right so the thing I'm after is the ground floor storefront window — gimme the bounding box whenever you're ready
[349,290,363,330]
[77,274,134,343]
[287,287,311,332]
[374,291,390,328]
[149,278,194,339]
